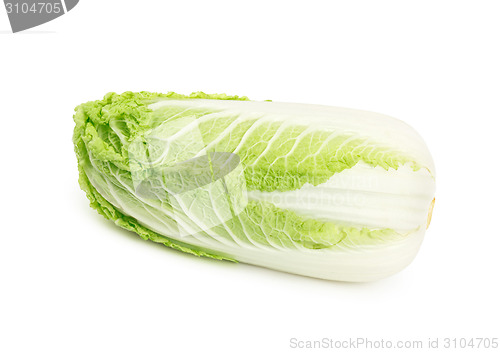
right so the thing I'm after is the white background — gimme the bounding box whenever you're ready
[1,1,499,351]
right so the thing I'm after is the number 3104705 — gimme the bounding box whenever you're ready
[5,2,62,14]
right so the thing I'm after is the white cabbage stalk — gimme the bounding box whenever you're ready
[73,92,435,282]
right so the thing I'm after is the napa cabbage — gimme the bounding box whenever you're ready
[73,91,435,282]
